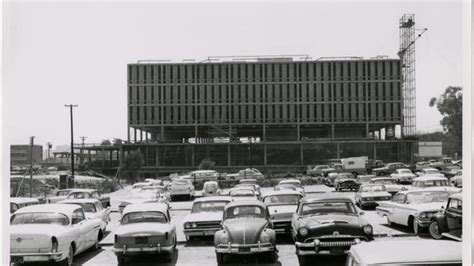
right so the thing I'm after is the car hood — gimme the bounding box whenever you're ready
[268,205,298,220]
[360,192,392,197]
[183,211,223,223]
[383,184,403,190]
[223,218,268,244]
[408,202,446,212]
[299,214,365,227]
[297,214,369,238]
[115,222,173,236]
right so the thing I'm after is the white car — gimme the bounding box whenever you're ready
[119,190,165,213]
[182,170,220,182]
[227,168,264,180]
[354,184,392,209]
[376,189,449,234]
[169,179,195,200]
[261,190,303,234]
[390,168,415,183]
[202,181,221,197]
[182,196,233,241]
[10,204,103,266]
[278,179,304,194]
[416,168,445,177]
[228,188,258,201]
[113,203,177,264]
[10,197,39,214]
[369,177,403,195]
[451,170,462,187]
[47,189,74,203]
[130,182,152,193]
[140,185,171,203]
[410,176,461,194]
[58,198,110,232]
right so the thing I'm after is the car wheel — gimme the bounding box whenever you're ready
[429,221,443,239]
[216,253,225,265]
[116,255,126,266]
[413,220,420,234]
[162,252,173,262]
[297,255,307,266]
[59,244,74,266]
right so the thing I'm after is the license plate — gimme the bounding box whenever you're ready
[239,247,251,252]
[135,237,148,244]
[330,247,345,255]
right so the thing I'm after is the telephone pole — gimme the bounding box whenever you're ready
[80,136,87,166]
[29,136,35,197]
[65,104,78,178]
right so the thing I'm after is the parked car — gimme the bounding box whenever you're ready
[323,172,339,186]
[410,176,461,194]
[66,189,111,208]
[442,165,462,178]
[214,200,277,264]
[130,182,152,193]
[140,185,171,203]
[355,175,376,186]
[365,160,384,174]
[292,194,373,265]
[334,173,358,191]
[10,204,103,266]
[307,165,330,177]
[169,179,195,200]
[113,203,177,264]
[180,170,220,182]
[369,177,403,195]
[47,189,74,203]
[390,168,416,184]
[119,190,166,213]
[372,162,408,176]
[234,184,261,198]
[450,170,463,187]
[376,189,449,234]
[278,179,304,194]
[202,181,221,197]
[429,157,454,171]
[274,184,299,192]
[239,179,261,194]
[354,184,392,209]
[182,196,233,241]
[345,239,462,266]
[10,197,39,214]
[428,192,462,241]
[416,167,445,177]
[262,190,303,234]
[58,198,110,232]
[228,188,258,201]
[321,163,344,177]
[227,168,264,180]
[415,161,431,173]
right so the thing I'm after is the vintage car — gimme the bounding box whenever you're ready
[307,165,330,177]
[113,203,176,264]
[182,196,233,241]
[323,172,339,187]
[202,181,221,197]
[239,179,261,193]
[442,165,462,178]
[262,190,303,234]
[415,161,431,173]
[169,179,195,200]
[355,175,376,186]
[390,168,416,184]
[57,198,110,232]
[47,189,74,203]
[334,173,358,191]
[140,185,171,203]
[119,190,165,214]
[10,204,104,266]
[66,189,110,208]
[450,170,462,187]
[228,188,258,201]
[274,184,299,192]
[181,170,220,182]
[321,163,344,177]
[369,177,403,195]
[291,194,373,265]
[428,192,462,241]
[144,179,163,186]
[372,162,408,176]
[354,184,392,209]
[278,179,304,194]
[214,200,277,264]
[131,182,152,193]
[10,197,39,214]
[376,189,449,234]
[234,184,261,198]
[410,176,461,194]
[345,239,462,266]
[416,167,445,177]
[227,168,264,180]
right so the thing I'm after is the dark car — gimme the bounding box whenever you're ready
[334,173,358,191]
[291,194,373,265]
[428,193,462,241]
[214,200,277,264]
[372,162,408,176]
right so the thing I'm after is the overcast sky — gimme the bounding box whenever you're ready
[3,1,464,148]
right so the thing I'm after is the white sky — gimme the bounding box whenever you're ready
[3,1,464,148]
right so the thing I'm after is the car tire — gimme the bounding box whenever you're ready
[163,252,173,262]
[429,221,443,239]
[297,255,307,266]
[59,244,74,266]
[116,255,126,266]
[216,253,225,265]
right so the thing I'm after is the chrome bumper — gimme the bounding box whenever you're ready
[295,238,362,256]
[10,251,63,262]
[184,228,219,236]
[216,242,274,254]
[113,244,174,255]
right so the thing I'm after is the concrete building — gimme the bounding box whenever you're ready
[10,145,43,167]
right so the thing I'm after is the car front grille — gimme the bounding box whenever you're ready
[195,221,221,229]
[273,221,291,229]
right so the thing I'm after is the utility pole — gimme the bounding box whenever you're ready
[47,142,52,163]
[65,104,78,178]
[29,136,35,197]
[80,136,87,166]
[248,137,252,170]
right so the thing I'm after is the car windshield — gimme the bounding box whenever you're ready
[67,192,91,199]
[373,179,397,185]
[192,201,228,213]
[11,212,69,225]
[400,170,412,174]
[129,191,158,199]
[56,190,71,196]
[301,201,357,216]
[280,181,301,187]
[425,169,440,174]
[225,206,266,219]
[204,183,218,191]
[263,194,301,205]
[420,180,449,187]
[361,185,385,192]
[230,189,255,197]
[173,180,189,186]
[406,191,449,204]
[121,211,167,224]
[62,202,96,212]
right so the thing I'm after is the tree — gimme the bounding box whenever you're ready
[429,86,462,156]
[198,158,215,170]
[101,139,112,146]
[119,150,144,184]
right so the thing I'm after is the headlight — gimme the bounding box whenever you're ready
[363,225,373,235]
[299,227,308,237]
[184,222,191,229]
[219,234,230,244]
[259,232,272,243]
[192,223,197,228]
[419,212,427,219]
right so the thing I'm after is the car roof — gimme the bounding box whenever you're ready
[279,179,301,183]
[68,188,96,193]
[10,197,39,204]
[191,170,216,173]
[371,177,396,181]
[450,193,462,201]
[423,168,440,171]
[350,239,461,264]
[414,176,447,181]
[203,181,218,185]
[14,203,80,216]
[262,190,303,198]
[57,198,101,204]
[122,202,169,215]
[225,199,266,209]
[396,188,450,195]
[193,196,233,203]
[240,179,257,182]
[300,193,354,204]
[396,168,411,171]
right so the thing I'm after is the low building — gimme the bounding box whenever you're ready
[10,145,43,168]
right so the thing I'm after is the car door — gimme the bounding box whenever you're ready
[445,199,462,238]
[71,208,89,253]
[388,194,406,224]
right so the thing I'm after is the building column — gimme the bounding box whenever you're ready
[228,144,231,167]
[300,143,304,165]
[262,125,266,141]
[331,124,335,139]
[373,142,377,160]
[297,124,300,141]
[134,128,137,143]
[366,123,369,138]
[264,144,267,167]
[336,143,340,159]
[155,146,160,166]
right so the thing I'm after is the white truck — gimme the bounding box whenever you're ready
[321,157,367,176]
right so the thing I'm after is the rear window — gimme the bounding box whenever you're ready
[67,192,91,199]
[301,201,356,216]
[121,211,167,224]
[62,202,96,212]
[224,206,266,219]
[11,212,69,226]
[192,201,228,213]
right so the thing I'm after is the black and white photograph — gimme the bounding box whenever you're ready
[2,1,471,265]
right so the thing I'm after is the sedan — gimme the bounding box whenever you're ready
[354,184,392,209]
[58,198,111,232]
[390,168,416,184]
